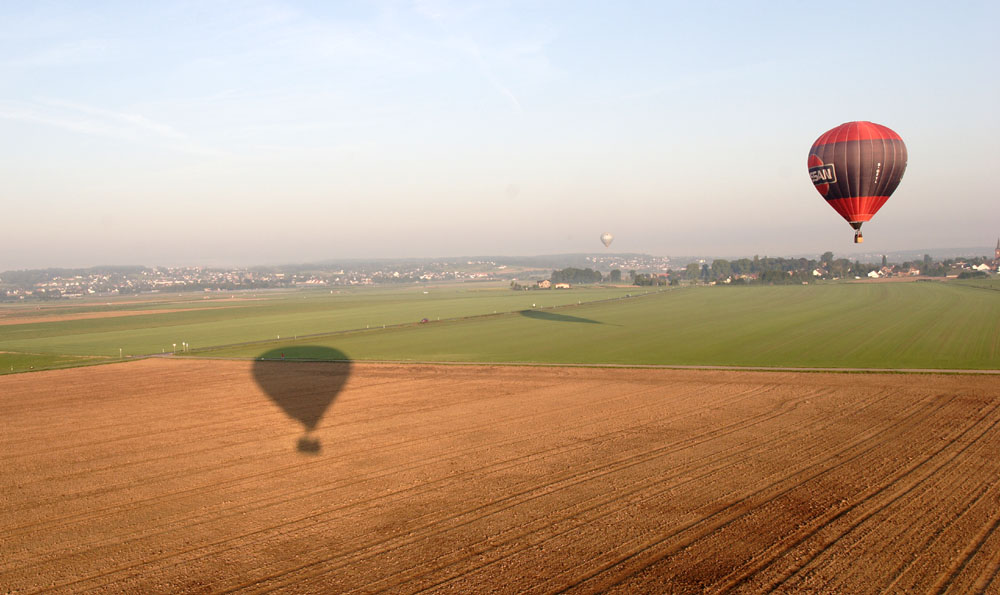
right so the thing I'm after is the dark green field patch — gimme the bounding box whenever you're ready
[0,352,111,374]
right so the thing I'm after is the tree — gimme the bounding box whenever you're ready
[634,273,666,287]
[922,262,949,277]
[830,258,850,278]
[608,269,622,283]
[821,251,834,264]
[551,267,603,284]
[760,270,788,284]
[685,262,700,280]
[958,270,987,279]
[711,259,731,280]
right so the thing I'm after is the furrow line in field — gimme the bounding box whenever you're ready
[861,420,1000,592]
[0,374,504,458]
[767,402,1000,592]
[0,371,425,447]
[7,429,618,588]
[5,369,633,459]
[233,386,837,591]
[8,372,605,471]
[14,381,705,585]
[792,402,1000,593]
[893,476,1000,593]
[406,389,918,593]
[30,412,669,592]
[3,375,544,483]
[533,390,961,593]
[906,480,1000,593]
[719,398,1000,592]
[117,384,792,592]
[969,530,1000,594]
[338,388,889,593]
[2,360,527,435]
[2,379,659,537]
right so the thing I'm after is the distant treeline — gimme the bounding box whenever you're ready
[684,252,993,284]
[550,267,604,284]
[540,252,996,289]
[547,267,663,286]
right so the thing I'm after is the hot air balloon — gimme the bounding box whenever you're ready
[807,121,907,243]
[600,232,614,248]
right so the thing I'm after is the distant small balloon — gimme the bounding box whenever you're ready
[600,232,614,248]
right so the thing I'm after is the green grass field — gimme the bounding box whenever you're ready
[952,277,1000,291]
[197,281,1000,370]
[4,280,998,372]
[0,284,639,372]
[0,351,110,373]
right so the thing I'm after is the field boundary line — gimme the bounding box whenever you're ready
[174,356,1000,375]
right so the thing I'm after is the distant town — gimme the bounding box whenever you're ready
[1,247,997,302]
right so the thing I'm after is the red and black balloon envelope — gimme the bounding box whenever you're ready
[808,121,907,242]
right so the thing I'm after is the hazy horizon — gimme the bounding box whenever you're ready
[2,243,996,273]
[2,1,997,271]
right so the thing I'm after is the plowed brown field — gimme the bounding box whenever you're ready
[3,359,1000,593]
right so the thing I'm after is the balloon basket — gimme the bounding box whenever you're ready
[854,232,864,244]
[297,435,321,454]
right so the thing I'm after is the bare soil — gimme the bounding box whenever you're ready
[0,307,240,325]
[2,359,999,593]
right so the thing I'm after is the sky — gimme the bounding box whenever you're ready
[1,0,997,269]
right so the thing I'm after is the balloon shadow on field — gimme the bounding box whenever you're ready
[252,346,352,455]
[519,309,604,324]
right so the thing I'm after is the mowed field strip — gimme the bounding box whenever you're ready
[199,281,1000,370]
[3,359,1000,592]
